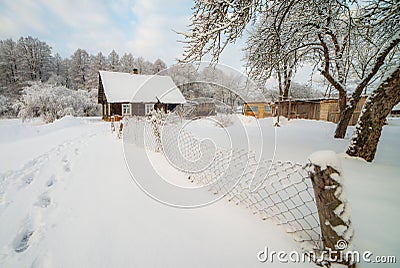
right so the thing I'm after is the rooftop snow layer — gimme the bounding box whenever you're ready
[99,71,186,104]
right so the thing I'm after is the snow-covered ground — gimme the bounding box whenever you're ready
[0,116,398,267]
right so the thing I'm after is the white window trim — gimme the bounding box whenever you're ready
[145,103,154,115]
[122,103,131,116]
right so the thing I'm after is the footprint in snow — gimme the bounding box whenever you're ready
[35,193,51,208]
[62,159,71,172]
[15,154,48,187]
[46,176,56,188]
[13,230,34,253]
[21,172,36,185]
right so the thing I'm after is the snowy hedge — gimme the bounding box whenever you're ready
[17,82,100,123]
[0,95,17,117]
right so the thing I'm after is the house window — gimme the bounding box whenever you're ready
[122,104,131,116]
[245,105,258,112]
[264,105,271,112]
[145,103,154,115]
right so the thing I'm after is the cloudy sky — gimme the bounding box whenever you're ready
[0,0,246,69]
[0,0,319,85]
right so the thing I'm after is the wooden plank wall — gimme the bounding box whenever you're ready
[275,96,367,126]
[98,75,107,104]
[320,97,366,125]
[132,103,145,116]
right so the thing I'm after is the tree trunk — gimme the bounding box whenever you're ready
[275,71,283,126]
[346,67,400,162]
[283,80,290,100]
[334,91,350,138]
[334,110,353,139]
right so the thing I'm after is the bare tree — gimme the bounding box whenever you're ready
[0,39,19,86]
[333,1,400,138]
[69,48,90,90]
[153,58,167,74]
[133,56,154,75]
[120,53,135,73]
[48,53,68,86]
[245,1,308,100]
[87,52,107,89]
[180,0,400,140]
[107,50,120,72]
[16,36,53,82]
[166,63,199,98]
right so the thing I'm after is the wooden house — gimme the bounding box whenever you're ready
[98,71,186,120]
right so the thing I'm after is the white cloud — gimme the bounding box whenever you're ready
[35,0,191,64]
[0,16,19,36]
[38,0,110,29]
[36,0,125,55]
[0,0,247,70]
[0,0,47,38]
[128,0,191,64]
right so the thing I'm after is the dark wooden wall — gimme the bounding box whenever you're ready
[110,103,122,116]
[98,74,107,104]
[132,103,145,116]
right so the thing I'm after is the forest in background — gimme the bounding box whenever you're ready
[0,36,168,120]
[0,36,324,122]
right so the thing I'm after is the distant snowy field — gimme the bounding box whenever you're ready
[0,116,398,267]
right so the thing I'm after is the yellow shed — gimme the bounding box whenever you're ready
[243,102,273,119]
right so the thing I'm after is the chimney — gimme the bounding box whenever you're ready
[132,68,138,75]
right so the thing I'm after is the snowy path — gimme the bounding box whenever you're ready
[0,118,310,267]
[1,117,399,267]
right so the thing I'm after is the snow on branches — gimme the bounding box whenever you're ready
[180,0,400,142]
[180,0,260,63]
[17,82,99,123]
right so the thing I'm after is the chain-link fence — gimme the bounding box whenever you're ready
[123,113,353,265]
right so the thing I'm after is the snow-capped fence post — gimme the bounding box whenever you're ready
[149,109,166,152]
[307,151,354,267]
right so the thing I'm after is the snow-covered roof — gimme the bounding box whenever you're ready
[99,71,186,104]
[392,102,400,111]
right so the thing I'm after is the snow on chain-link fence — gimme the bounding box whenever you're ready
[123,114,354,267]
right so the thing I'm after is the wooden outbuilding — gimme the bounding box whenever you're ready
[175,99,216,118]
[273,96,367,126]
[243,102,273,118]
[98,71,186,121]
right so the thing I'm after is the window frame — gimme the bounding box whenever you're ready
[145,103,154,115]
[122,103,132,116]
[246,105,259,112]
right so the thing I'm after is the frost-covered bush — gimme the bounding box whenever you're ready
[75,89,101,116]
[18,82,100,123]
[0,95,18,117]
[214,113,234,127]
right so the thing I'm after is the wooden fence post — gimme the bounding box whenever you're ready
[307,151,354,267]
